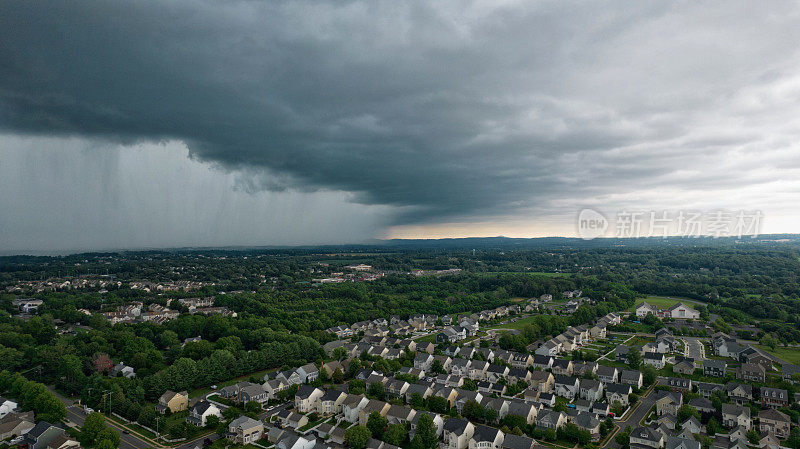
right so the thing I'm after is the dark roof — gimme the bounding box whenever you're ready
[703,359,727,369]
[192,400,214,415]
[442,418,471,434]
[472,425,501,442]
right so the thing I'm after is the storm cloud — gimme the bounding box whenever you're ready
[2,0,800,249]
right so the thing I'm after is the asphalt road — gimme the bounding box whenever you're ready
[50,386,155,449]
[682,337,706,360]
[64,405,152,449]
[603,389,656,448]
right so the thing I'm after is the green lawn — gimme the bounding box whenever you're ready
[486,314,548,330]
[626,296,702,312]
[756,345,800,364]
[413,333,437,343]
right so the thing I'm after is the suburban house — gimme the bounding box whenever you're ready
[760,387,789,409]
[536,410,566,430]
[721,404,751,429]
[635,302,658,318]
[295,386,324,413]
[630,426,664,449]
[226,416,264,444]
[529,371,554,393]
[667,303,700,319]
[553,375,579,399]
[156,390,189,414]
[735,363,765,383]
[703,359,727,377]
[726,383,753,405]
[186,400,222,427]
[597,366,619,383]
[469,425,504,449]
[643,352,666,369]
[442,418,474,449]
[758,409,791,439]
[620,370,643,388]
[605,383,633,406]
[655,391,682,416]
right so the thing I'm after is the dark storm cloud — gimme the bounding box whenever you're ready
[2,0,800,226]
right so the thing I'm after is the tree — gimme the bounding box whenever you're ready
[615,425,631,449]
[245,401,262,414]
[627,349,642,369]
[462,400,484,422]
[80,412,107,447]
[205,414,220,429]
[677,405,699,423]
[367,411,388,438]
[333,347,348,360]
[430,360,445,375]
[484,407,498,423]
[368,382,386,401]
[410,413,438,449]
[746,430,760,444]
[611,401,626,416]
[760,333,779,351]
[641,365,657,386]
[706,417,720,436]
[345,425,371,449]
[332,368,345,384]
[500,414,528,432]
[384,423,407,446]
[409,393,424,409]
[426,396,448,413]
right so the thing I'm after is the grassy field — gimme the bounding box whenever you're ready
[756,345,800,364]
[486,314,546,330]
[413,333,438,343]
[626,295,702,312]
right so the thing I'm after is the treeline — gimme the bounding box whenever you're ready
[0,370,66,423]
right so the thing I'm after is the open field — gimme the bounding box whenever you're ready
[486,314,547,330]
[626,295,703,312]
[756,345,800,364]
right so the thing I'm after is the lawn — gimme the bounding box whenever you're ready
[486,314,548,330]
[413,333,438,343]
[756,345,800,364]
[626,296,702,312]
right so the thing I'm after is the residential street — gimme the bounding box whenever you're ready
[602,386,656,448]
[50,386,159,449]
[681,337,706,361]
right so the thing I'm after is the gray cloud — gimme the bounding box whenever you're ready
[2,0,800,242]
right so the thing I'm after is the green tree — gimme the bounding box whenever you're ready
[384,423,407,446]
[677,405,699,423]
[205,414,220,429]
[80,412,107,447]
[462,400,484,422]
[367,411,388,438]
[332,368,345,384]
[345,425,371,449]
[627,349,642,369]
[430,360,445,375]
[245,401,262,414]
[410,413,438,449]
[409,393,424,409]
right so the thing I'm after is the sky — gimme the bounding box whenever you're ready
[2,1,800,251]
